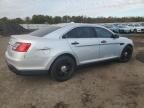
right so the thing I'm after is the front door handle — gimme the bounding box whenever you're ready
[101,40,107,43]
[71,41,79,45]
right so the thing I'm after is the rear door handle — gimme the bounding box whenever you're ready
[71,41,79,45]
[101,40,107,43]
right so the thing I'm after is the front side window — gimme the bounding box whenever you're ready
[64,27,96,38]
[95,27,113,38]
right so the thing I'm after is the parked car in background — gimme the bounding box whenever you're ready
[127,24,135,33]
[141,24,144,32]
[128,24,144,33]
[103,25,119,33]
[118,25,132,33]
[5,24,134,81]
[141,23,144,26]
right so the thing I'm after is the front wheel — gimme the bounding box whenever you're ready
[50,56,76,81]
[119,46,133,63]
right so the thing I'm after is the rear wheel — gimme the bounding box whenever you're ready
[50,56,76,81]
[119,46,133,62]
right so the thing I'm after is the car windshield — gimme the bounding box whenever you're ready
[134,24,140,27]
[30,26,61,37]
[118,25,125,28]
[104,25,112,28]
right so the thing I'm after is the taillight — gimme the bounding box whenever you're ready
[12,42,31,52]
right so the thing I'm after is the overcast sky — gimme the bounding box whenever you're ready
[0,0,144,18]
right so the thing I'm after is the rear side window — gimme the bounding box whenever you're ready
[64,27,96,38]
[95,27,113,38]
[30,26,61,37]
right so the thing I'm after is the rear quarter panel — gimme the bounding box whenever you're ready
[29,38,79,70]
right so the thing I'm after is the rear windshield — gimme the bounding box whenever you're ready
[30,26,61,37]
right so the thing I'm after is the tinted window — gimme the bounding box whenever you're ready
[95,27,112,38]
[65,27,96,38]
[30,26,61,37]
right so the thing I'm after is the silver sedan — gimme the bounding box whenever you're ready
[5,24,134,81]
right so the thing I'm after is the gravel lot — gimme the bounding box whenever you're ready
[0,35,144,108]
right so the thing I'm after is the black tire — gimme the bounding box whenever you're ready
[119,46,133,63]
[50,55,76,81]
[134,29,137,33]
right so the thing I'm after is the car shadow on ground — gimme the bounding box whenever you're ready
[76,59,118,73]
[16,59,118,83]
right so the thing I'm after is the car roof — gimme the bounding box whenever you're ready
[63,23,104,28]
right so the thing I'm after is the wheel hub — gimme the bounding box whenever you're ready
[124,52,128,57]
[61,65,68,73]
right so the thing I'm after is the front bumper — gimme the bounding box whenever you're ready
[119,29,130,33]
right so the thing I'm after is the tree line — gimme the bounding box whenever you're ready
[0,15,144,24]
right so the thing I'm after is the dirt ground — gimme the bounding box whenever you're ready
[0,35,144,108]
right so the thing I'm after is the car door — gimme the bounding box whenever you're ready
[95,27,120,59]
[64,27,100,64]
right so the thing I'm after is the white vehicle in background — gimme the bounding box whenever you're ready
[128,24,144,33]
[118,25,132,33]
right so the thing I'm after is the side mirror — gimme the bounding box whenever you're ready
[112,34,119,38]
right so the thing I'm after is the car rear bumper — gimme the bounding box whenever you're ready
[6,51,50,68]
[5,51,51,75]
[7,62,48,75]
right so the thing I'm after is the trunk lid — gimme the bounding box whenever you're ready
[7,34,42,59]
